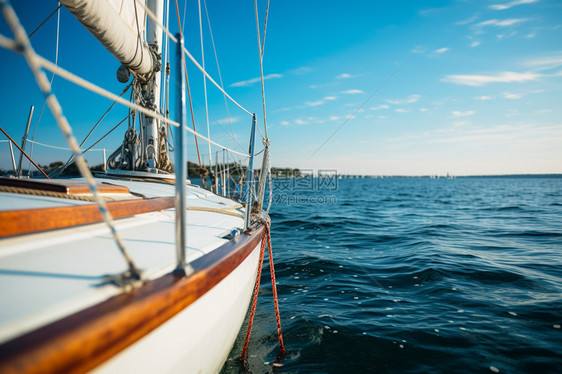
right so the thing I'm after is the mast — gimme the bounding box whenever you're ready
[61,0,172,173]
[142,0,165,171]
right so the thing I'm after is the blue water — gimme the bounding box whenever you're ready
[222,177,562,373]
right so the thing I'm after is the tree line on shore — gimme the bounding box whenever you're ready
[0,160,302,179]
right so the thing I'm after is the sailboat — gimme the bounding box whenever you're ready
[0,0,278,372]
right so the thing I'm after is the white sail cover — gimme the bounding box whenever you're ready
[60,0,154,76]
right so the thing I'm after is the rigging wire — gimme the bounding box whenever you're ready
[254,0,270,140]
[26,139,104,152]
[306,55,413,161]
[161,0,170,111]
[28,3,60,175]
[0,126,50,179]
[183,92,244,150]
[202,0,237,151]
[79,82,133,149]
[174,0,203,168]
[0,2,140,278]
[198,0,212,169]
[27,3,61,40]
[40,56,249,156]
[82,115,129,154]
[137,0,253,116]
[261,0,270,55]
[52,83,132,177]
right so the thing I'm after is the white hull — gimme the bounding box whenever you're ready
[0,177,265,373]
[94,240,261,374]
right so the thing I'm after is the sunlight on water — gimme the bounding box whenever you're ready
[223,177,562,373]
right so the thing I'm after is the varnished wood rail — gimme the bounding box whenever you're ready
[0,197,175,238]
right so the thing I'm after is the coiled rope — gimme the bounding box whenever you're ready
[240,222,286,362]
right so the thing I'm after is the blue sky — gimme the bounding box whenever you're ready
[1,0,561,175]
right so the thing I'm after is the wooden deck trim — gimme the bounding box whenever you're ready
[0,177,131,195]
[0,197,176,238]
[0,224,264,374]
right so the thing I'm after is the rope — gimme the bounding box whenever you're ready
[27,139,104,151]
[1,1,140,279]
[184,91,244,151]
[135,0,254,117]
[186,206,243,219]
[254,0,270,139]
[197,0,212,170]
[266,223,286,355]
[0,185,119,202]
[33,54,250,158]
[1,36,252,158]
[202,0,238,152]
[0,126,50,179]
[240,228,266,362]
[240,222,286,362]
[174,0,203,168]
[28,4,60,175]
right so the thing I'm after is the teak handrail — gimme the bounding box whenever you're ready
[0,197,175,238]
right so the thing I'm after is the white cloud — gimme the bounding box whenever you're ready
[336,73,354,79]
[442,71,541,86]
[475,96,494,100]
[307,117,327,124]
[305,100,325,107]
[453,120,471,127]
[455,15,478,25]
[451,110,475,117]
[371,104,390,110]
[496,31,517,39]
[215,116,240,125]
[523,55,562,71]
[435,47,449,54]
[535,109,552,114]
[470,41,481,47]
[294,118,309,125]
[420,108,429,112]
[489,0,539,11]
[341,89,364,94]
[324,96,337,101]
[395,108,411,113]
[503,89,543,99]
[230,73,282,87]
[410,45,426,54]
[503,92,523,99]
[329,116,340,121]
[280,121,290,126]
[475,18,530,28]
[387,94,421,105]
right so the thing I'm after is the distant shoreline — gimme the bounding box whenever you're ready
[272,173,562,179]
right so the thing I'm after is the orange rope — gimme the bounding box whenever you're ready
[265,223,286,355]
[240,222,286,362]
[174,0,203,168]
[240,228,267,362]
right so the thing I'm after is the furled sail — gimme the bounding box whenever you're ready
[59,0,155,76]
